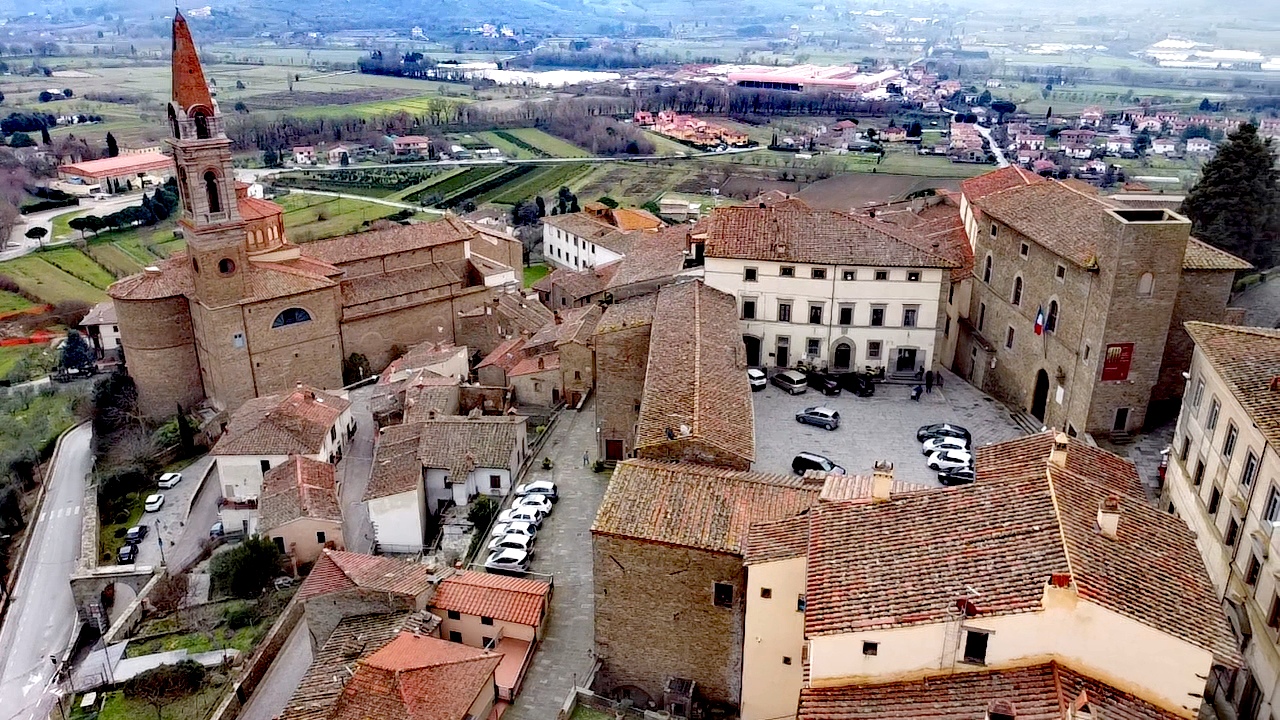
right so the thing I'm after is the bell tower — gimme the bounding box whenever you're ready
[167,12,247,308]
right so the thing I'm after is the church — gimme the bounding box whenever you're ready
[110,14,520,419]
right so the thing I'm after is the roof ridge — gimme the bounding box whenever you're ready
[1043,464,1079,587]
[1187,321,1280,341]
[691,282,703,439]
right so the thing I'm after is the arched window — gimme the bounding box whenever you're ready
[167,106,180,138]
[272,308,312,328]
[1011,276,1023,307]
[203,171,221,213]
[192,109,211,139]
[1137,272,1154,297]
[982,254,993,284]
[1046,300,1059,333]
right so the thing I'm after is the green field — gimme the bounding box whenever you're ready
[40,248,118,290]
[523,263,550,288]
[50,210,89,241]
[484,163,594,205]
[85,242,148,277]
[504,128,592,158]
[477,131,537,159]
[284,93,470,121]
[0,255,107,304]
[275,194,409,242]
[0,291,35,314]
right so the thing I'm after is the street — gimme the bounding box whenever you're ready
[0,424,92,720]
[2,194,141,262]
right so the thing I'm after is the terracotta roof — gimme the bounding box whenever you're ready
[242,257,339,303]
[974,432,1145,498]
[431,569,550,626]
[527,305,601,351]
[743,514,811,564]
[403,381,461,423]
[330,632,501,720]
[211,386,350,456]
[384,342,465,382]
[608,207,665,231]
[476,336,527,372]
[1184,323,1280,450]
[81,301,116,327]
[239,196,284,221]
[108,254,193,300]
[532,263,619,301]
[508,351,559,377]
[636,281,755,464]
[592,459,821,555]
[1183,237,1252,271]
[416,416,525,480]
[171,12,214,113]
[702,206,956,268]
[751,190,811,209]
[866,197,971,282]
[341,263,459,306]
[798,662,1184,720]
[805,432,1238,665]
[606,225,690,291]
[959,166,1045,201]
[60,152,175,180]
[282,611,441,720]
[974,181,1120,267]
[365,425,424,500]
[260,455,342,531]
[542,213,632,252]
[296,550,435,601]
[596,295,657,334]
[304,217,474,267]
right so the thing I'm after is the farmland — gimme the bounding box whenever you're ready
[0,255,108,305]
[502,129,592,158]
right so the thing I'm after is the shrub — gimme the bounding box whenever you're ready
[210,536,283,598]
[466,496,498,528]
[223,603,259,629]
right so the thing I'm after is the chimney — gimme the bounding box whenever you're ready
[1096,495,1121,540]
[1049,431,1070,469]
[758,202,766,208]
[553,311,562,325]
[871,460,894,501]
[986,700,1016,720]
[1048,572,1072,588]
[143,265,162,276]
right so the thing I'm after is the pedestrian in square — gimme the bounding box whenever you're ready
[936,372,944,390]
[925,370,934,394]
[583,451,589,467]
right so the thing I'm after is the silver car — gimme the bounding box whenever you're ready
[488,533,535,555]
[490,521,538,540]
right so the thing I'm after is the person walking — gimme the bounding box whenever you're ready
[925,370,934,394]
[583,451,589,467]
[936,372,944,390]
[911,384,923,401]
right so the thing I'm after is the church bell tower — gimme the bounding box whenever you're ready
[167,12,247,308]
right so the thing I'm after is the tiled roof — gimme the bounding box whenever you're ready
[606,225,690,290]
[751,190,811,209]
[170,12,214,113]
[974,432,1144,499]
[527,305,601,351]
[260,455,342,531]
[797,662,1184,720]
[108,255,193,300]
[239,196,284,221]
[383,342,465,382]
[60,151,175,179]
[508,351,559,377]
[211,386,350,456]
[542,213,626,244]
[1183,237,1252,271]
[242,257,339,303]
[532,263,619,301]
[958,166,1045,201]
[304,217,474,266]
[743,513,811,564]
[476,336,527,372]
[365,424,424,500]
[81,301,116,327]
[608,207,665,231]
[974,181,1118,267]
[417,416,525,477]
[1184,323,1280,450]
[491,291,554,334]
[591,459,821,555]
[636,281,755,464]
[341,263,459,306]
[866,196,971,282]
[296,549,435,601]
[805,432,1238,665]
[596,295,656,334]
[330,632,501,720]
[702,206,956,268]
[403,382,461,423]
[431,569,551,626]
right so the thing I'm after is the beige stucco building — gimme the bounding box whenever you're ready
[259,456,344,564]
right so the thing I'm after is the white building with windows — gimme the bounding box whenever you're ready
[540,206,663,271]
[1163,323,1280,720]
[695,204,956,374]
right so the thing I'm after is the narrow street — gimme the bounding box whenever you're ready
[0,424,92,720]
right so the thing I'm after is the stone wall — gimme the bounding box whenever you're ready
[116,295,204,418]
[559,341,594,406]
[635,438,751,472]
[1149,269,1234,425]
[593,321,651,460]
[593,534,746,707]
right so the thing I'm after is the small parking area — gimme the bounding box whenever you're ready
[131,459,212,567]
[752,369,1027,488]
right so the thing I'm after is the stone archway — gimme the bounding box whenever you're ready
[70,567,158,635]
[1031,369,1050,422]
[831,341,854,372]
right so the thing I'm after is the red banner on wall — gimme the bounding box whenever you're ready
[1101,343,1134,382]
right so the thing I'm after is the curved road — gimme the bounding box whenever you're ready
[0,424,92,720]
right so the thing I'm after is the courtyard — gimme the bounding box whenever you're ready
[751,368,1031,487]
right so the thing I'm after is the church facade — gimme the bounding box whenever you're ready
[109,14,518,419]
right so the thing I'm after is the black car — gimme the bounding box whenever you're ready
[117,543,138,564]
[792,452,846,476]
[806,372,841,396]
[916,423,972,443]
[836,373,876,397]
[937,467,976,486]
[124,525,148,544]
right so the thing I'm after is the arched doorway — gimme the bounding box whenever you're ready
[103,582,138,626]
[832,342,853,372]
[743,335,761,367]
[1031,369,1050,421]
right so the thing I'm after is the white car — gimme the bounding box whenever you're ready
[922,436,969,455]
[143,493,165,512]
[490,521,538,540]
[747,368,767,391]
[488,533,535,554]
[484,548,531,575]
[515,494,553,518]
[498,507,543,526]
[157,472,182,489]
[926,450,974,472]
[514,480,558,502]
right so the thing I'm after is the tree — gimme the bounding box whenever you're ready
[149,573,189,613]
[597,196,619,208]
[235,79,246,90]
[123,660,206,720]
[62,88,73,98]
[467,496,498,529]
[977,89,992,106]
[1182,124,1280,269]
[511,200,540,227]
[105,132,119,158]
[210,536,283,598]
[60,330,94,371]
[9,133,34,148]
[234,101,248,113]
[37,91,53,103]
[342,353,372,385]
[40,126,50,145]
[906,121,923,138]
[991,100,1016,122]
[1199,97,1212,112]
[0,91,5,104]
[24,226,47,249]
[262,148,279,167]
[534,196,546,217]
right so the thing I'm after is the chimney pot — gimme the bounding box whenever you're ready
[1049,431,1070,468]
[1049,572,1071,588]
[871,460,894,501]
[1096,495,1121,539]
[1271,375,1280,392]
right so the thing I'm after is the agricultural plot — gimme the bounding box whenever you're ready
[503,129,592,158]
[483,163,593,205]
[0,291,35,314]
[285,94,470,121]
[434,166,537,208]
[476,131,538,160]
[401,167,507,205]
[0,255,108,305]
[85,243,147,278]
[39,248,118,290]
[277,195,408,243]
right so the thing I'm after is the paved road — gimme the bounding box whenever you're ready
[236,619,313,720]
[337,386,375,555]
[0,424,92,720]
[2,194,140,261]
[130,457,215,571]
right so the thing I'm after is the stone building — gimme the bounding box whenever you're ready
[295,549,436,649]
[951,167,1249,436]
[593,296,657,462]
[109,14,517,419]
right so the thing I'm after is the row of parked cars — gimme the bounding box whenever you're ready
[118,472,184,564]
[483,480,558,575]
[749,369,876,397]
[918,423,975,485]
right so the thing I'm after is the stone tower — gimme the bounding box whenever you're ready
[167,11,247,309]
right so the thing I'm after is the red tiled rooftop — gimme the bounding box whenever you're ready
[331,632,501,720]
[431,570,550,627]
[296,549,435,601]
[60,152,175,179]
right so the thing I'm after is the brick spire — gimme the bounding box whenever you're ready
[171,11,214,113]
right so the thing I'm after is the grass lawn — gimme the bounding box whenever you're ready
[276,194,407,243]
[0,345,53,380]
[50,210,88,241]
[0,389,83,460]
[284,93,470,121]
[85,242,147,277]
[504,128,592,158]
[99,493,145,563]
[125,621,269,658]
[476,131,535,159]
[93,681,228,720]
[0,290,36,314]
[39,247,118,289]
[523,263,549,288]
[0,255,107,304]
[569,705,616,720]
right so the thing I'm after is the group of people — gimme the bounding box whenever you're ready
[911,369,942,401]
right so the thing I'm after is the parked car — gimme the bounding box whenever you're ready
[490,521,538,540]
[497,507,543,526]
[514,480,558,503]
[124,525,148,544]
[484,548,531,575]
[209,521,225,539]
[922,436,969,455]
[771,370,808,395]
[273,576,295,590]
[747,368,767,391]
[938,467,977,486]
[143,494,165,512]
[926,450,974,472]
[117,543,137,564]
[916,423,972,443]
[836,373,876,397]
[157,472,182,489]
[806,372,841,396]
[795,406,840,431]
[488,533,535,555]
[792,452,846,476]
[514,494,553,517]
